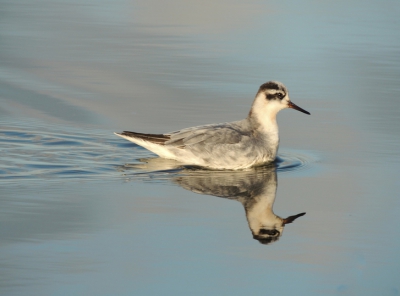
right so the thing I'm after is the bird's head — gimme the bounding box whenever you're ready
[250,81,310,120]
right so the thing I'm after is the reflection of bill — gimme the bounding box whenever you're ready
[174,165,305,245]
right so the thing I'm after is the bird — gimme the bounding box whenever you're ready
[115,81,310,170]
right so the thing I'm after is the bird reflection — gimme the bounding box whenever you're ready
[173,164,305,245]
[119,158,305,245]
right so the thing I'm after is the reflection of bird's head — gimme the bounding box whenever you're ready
[173,165,305,245]
[253,228,282,245]
[251,212,306,245]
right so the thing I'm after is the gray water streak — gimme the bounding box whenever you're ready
[0,81,100,124]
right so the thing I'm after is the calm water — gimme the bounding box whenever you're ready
[1,0,400,295]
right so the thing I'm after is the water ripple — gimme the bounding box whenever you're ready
[276,150,318,175]
[0,124,149,183]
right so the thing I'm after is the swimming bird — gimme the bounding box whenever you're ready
[115,81,310,170]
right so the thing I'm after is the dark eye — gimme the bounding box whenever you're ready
[259,229,280,236]
[277,93,284,99]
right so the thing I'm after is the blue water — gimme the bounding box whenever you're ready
[1,0,400,295]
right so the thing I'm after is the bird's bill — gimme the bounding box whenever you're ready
[282,212,306,225]
[288,101,310,115]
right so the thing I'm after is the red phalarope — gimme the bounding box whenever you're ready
[115,81,310,170]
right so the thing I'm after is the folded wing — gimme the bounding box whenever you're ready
[166,123,245,146]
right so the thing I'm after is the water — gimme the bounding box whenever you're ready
[1,0,400,295]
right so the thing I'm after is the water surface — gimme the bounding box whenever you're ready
[1,0,400,295]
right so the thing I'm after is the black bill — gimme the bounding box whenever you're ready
[288,101,310,115]
[282,212,306,225]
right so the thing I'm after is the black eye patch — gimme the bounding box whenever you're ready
[259,229,280,236]
[266,93,285,100]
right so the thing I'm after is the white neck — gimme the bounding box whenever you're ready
[249,94,280,131]
[247,94,280,155]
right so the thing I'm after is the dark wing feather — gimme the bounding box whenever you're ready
[119,131,171,145]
